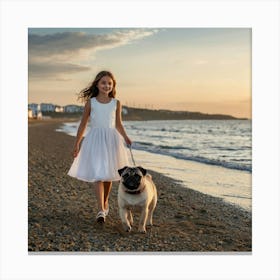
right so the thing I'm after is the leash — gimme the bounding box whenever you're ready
[128,144,136,166]
[126,144,147,195]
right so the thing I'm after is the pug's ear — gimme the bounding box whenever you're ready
[118,166,128,176]
[137,166,147,176]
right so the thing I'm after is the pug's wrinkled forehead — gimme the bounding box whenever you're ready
[126,167,142,175]
[118,166,147,177]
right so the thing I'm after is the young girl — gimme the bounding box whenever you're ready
[68,70,132,223]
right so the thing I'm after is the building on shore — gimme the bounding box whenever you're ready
[64,105,84,113]
[28,103,42,119]
[28,103,83,117]
[28,103,39,117]
[55,106,64,112]
[40,103,56,112]
[28,109,33,118]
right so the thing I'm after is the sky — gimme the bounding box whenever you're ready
[28,28,251,118]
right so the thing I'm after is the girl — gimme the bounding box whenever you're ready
[68,70,132,223]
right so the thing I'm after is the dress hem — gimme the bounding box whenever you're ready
[67,173,121,183]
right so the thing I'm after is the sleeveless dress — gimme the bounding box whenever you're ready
[67,97,130,182]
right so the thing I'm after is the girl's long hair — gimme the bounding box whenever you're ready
[78,71,116,103]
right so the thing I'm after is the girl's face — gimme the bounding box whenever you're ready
[97,75,114,95]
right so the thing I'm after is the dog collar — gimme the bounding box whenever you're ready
[124,184,146,195]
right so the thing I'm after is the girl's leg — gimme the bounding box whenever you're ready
[103,181,112,210]
[95,181,105,212]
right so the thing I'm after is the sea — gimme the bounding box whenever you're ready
[57,119,252,211]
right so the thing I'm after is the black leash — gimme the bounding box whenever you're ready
[128,144,136,166]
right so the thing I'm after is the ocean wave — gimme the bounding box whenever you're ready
[158,145,195,151]
[132,142,251,172]
[210,146,241,151]
[137,142,196,151]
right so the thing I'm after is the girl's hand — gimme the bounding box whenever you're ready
[72,143,80,158]
[125,136,132,146]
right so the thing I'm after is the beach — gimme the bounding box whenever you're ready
[28,119,251,252]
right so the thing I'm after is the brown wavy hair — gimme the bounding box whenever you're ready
[78,71,117,103]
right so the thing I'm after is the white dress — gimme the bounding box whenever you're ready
[68,97,130,182]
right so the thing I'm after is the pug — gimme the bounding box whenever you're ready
[118,166,157,233]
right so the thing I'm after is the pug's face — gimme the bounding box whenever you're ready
[118,166,147,190]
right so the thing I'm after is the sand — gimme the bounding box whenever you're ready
[28,119,251,252]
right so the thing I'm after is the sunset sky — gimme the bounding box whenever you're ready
[28,28,251,118]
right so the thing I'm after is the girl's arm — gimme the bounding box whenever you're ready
[72,100,91,157]
[116,100,132,146]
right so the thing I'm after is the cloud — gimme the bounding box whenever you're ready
[29,29,157,58]
[29,61,91,78]
[28,29,159,78]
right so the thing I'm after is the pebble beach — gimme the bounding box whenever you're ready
[28,119,252,252]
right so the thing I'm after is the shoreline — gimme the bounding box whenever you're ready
[28,120,251,252]
[132,149,251,211]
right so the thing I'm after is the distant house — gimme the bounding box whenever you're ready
[64,105,83,113]
[28,109,33,118]
[28,103,39,115]
[40,103,56,112]
[28,103,43,119]
[28,102,84,116]
[55,106,64,113]
[37,111,43,119]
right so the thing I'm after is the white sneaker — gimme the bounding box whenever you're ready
[96,211,106,223]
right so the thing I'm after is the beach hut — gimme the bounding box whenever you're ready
[37,111,43,120]
[28,109,33,118]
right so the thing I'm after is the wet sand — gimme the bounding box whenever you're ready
[28,119,251,252]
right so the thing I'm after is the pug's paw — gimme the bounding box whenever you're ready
[123,223,132,232]
[138,226,147,234]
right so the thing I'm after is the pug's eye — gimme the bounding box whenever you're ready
[135,174,141,180]
[123,174,129,179]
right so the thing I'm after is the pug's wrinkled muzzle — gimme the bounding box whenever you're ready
[123,175,141,190]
